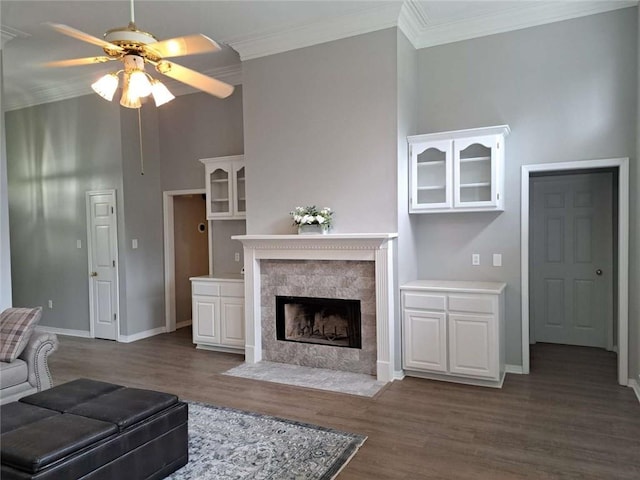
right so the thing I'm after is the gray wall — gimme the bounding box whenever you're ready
[395,29,418,370]
[243,28,399,234]
[211,220,246,276]
[158,88,244,192]
[635,6,640,383]
[6,95,123,330]
[414,8,638,368]
[119,106,164,335]
[0,51,12,311]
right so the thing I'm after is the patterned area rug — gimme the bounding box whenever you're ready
[168,402,367,480]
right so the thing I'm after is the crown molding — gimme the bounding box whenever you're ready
[397,0,429,48]
[412,1,637,49]
[3,63,243,112]
[227,2,403,61]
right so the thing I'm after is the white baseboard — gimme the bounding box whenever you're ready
[393,370,405,381]
[629,378,640,403]
[37,326,92,338]
[505,364,524,374]
[176,320,192,330]
[119,326,166,343]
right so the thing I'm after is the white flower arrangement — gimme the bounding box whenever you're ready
[290,206,333,228]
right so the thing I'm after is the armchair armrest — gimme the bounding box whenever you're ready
[18,328,59,391]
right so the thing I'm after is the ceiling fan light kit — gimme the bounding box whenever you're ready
[46,0,233,109]
[91,72,119,101]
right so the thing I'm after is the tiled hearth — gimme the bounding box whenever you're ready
[232,234,397,383]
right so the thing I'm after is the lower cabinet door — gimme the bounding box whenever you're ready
[192,295,221,345]
[403,309,447,372]
[448,313,497,379]
[221,297,245,347]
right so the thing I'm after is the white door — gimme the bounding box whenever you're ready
[448,313,496,379]
[402,309,448,372]
[87,190,119,340]
[531,173,613,348]
[192,296,220,344]
[221,297,244,347]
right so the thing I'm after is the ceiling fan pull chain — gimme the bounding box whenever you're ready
[138,107,144,175]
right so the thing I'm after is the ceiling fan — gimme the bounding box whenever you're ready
[45,0,234,108]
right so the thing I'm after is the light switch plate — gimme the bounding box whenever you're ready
[493,253,502,267]
[76,240,82,249]
[132,239,138,249]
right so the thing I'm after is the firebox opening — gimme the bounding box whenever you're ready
[275,296,362,349]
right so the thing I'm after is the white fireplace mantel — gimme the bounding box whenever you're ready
[232,233,398,382]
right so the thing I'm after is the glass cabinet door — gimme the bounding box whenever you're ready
[233,163,246,216]
[411,140,452,211]
[454,135,497,208]
[207,165,232,217]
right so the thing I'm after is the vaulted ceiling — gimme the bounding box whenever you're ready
[1,0,636,111]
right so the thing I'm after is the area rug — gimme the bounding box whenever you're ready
[167,401,367,480]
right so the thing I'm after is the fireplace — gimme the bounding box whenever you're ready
[232,233,398,382]
[276,296,362,349]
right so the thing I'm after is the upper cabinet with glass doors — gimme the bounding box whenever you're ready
[408,125,510,213]
[200,155,246,220]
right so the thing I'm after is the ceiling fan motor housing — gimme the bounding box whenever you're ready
[104,24,160,61]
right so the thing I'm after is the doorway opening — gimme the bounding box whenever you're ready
[163,189,211,333]
[521,158,629,385]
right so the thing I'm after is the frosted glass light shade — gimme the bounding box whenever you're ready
[120,74,141,109]
[91,73,119,101]
[128,70,152,98]
[151,80,175,107]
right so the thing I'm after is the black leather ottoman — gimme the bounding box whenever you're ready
[1,379,188,480]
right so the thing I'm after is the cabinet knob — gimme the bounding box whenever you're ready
[90,272,98,277]
[595,269,603,276]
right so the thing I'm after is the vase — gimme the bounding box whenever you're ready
[297,224,329,235]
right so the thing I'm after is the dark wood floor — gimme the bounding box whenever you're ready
[49,328,640,479]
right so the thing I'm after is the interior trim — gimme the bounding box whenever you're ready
[521,158,629,385]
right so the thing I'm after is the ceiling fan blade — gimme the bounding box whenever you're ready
[145,34,221,59]
[43,56,114,68]
[47,23,123,53]
[157,61,234,99]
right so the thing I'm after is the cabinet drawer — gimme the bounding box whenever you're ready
[220,282,244,297]
[403,293,446,311]
[449,294,495,314]
[192,282,220,297]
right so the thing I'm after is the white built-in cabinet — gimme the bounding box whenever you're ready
[408,125,510,213]
[200,155,246,220]
[190,276,245,353]
[401,280,506,387]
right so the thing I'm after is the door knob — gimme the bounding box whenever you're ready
[90,272,98,277]
[595,269,603,276]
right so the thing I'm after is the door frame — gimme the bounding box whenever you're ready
[521,158,629,385]
[163,189,211,333]
[86,189,121,341]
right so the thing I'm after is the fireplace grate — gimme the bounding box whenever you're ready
[275,296,361,349]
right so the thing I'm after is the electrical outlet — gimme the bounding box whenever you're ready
[76,239,82,249]
[234,252,240,262]
[472,254,480,266]
[493,253,502,267]
[132,239,138,249]
[48,300,53,309]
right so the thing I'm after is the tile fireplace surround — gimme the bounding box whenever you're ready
[232,234,398,383]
